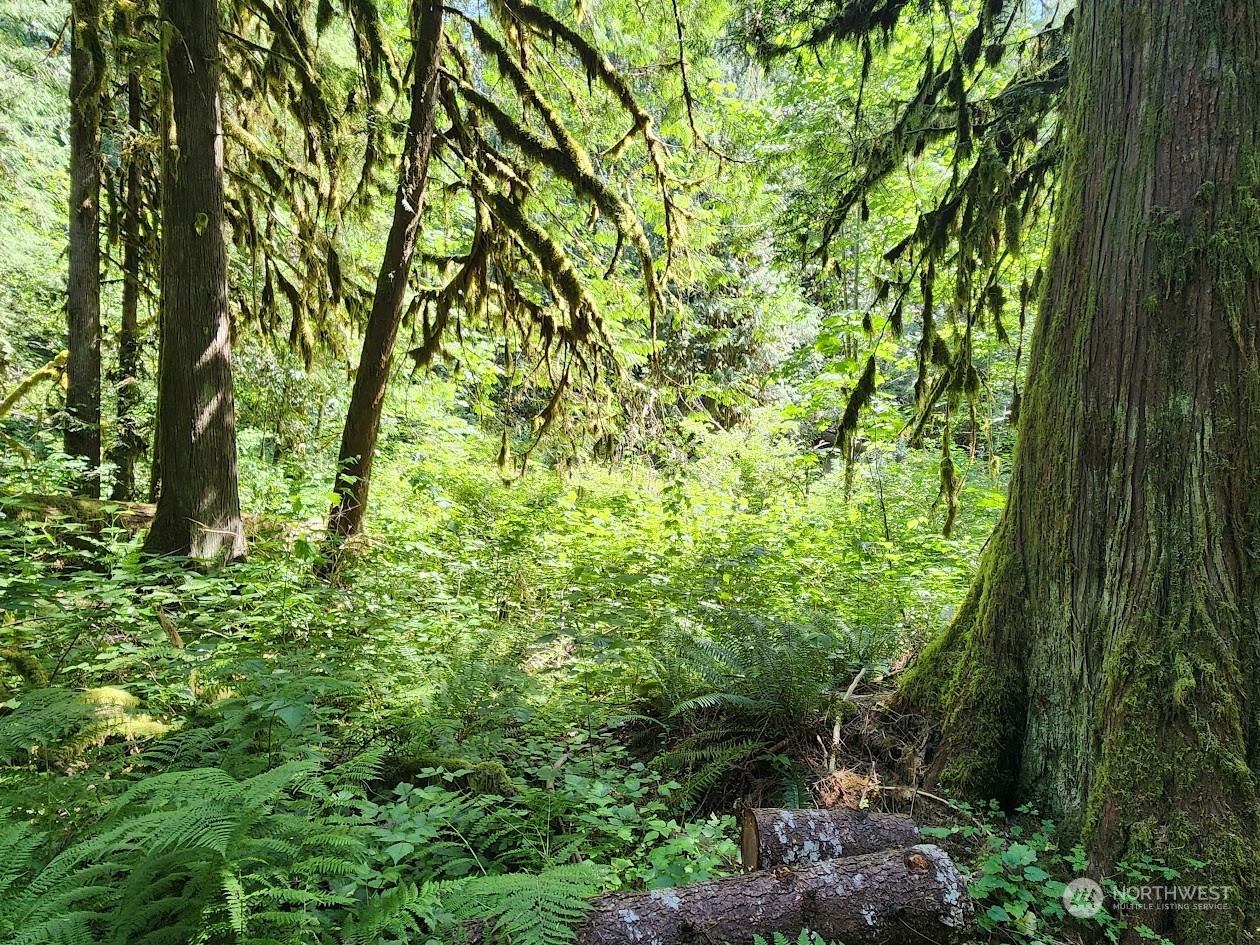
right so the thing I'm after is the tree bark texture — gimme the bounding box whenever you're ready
[66,0,104,496]
[327,0,445,540]
[740,808,920,871]
[577,844,971,945]
[109,18,145,502]
[144,0,246,562]
[901,2,1260,939]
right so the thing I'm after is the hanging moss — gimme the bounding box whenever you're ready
[936,431,959,537]
[744,0,1068,449]
[836,355,877,456]
[451,81,661,320]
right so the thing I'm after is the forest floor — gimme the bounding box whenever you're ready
[0,421,1179,943]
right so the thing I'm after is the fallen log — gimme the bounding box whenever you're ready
[741,807,921,870]
[578,844,972,945]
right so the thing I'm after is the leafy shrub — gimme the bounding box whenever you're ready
[923,803,1180,945]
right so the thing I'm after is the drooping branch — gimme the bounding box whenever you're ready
[747,0,1069,458]
[490,0,680,270]
[446,74,661,320]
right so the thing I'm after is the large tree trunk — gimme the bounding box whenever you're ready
[109,19,145,503]
[65,0,104,497]
[144,0,245,562]
[327,0,446,540]
[901,1,1260,939]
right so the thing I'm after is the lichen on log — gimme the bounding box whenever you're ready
[578,843,972,945]
[740,807,921,870]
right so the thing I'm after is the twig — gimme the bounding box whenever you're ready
[843,666,867,701]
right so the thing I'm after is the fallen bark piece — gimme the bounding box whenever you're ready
[741,807,921,870]
[579,843,972,945]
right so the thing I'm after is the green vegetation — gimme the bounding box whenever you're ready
[0,409,1002,942]
[4,0,1259,942]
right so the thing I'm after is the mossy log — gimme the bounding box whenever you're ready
[4,494,316,547]
[740,808,921,871]
[576,844,971,945]
[8,494,155,533]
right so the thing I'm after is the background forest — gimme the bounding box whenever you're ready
[0,0,1220,943]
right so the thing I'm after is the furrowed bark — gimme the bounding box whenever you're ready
[578,844,971,945]
[900,1,1260,939]
[741,808,920,871]
[144,0,246,562]
[327,0,445,541]
[109,12,144,502]
[66,0,104,496]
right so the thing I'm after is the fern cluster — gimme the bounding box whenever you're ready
[0,730,607,945]
[647,610,871,807]
[434,865,604,945]
[3,761,353,944]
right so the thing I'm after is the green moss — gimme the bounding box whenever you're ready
[1171,652,1195,708]
[1208,151,1260,344]
[1081,567,1260,939]
[1147,207,1189,293]
[0,647,49,689]
[467,761,516,797]
[899,527,1028,803]
[380,753,518,797]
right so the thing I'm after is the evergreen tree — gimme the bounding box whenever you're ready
[65,0,104,496]
[895,3,1260,939]
[144,0,246,561]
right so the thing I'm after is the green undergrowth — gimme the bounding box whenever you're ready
[923,801,1192,945]
[0,413,1002,944]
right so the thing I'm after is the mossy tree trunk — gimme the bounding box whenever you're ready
[901,1,1260,939]
[144,0,245,562]
[66,0,104,496]
[109,7,145,503]
[327,0,445,540]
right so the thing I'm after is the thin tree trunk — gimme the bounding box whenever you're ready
[109,30,143,502]
[327,0,446,540]
[66,0,104,496]
[901,1,1260,940]
[144,0,245,562]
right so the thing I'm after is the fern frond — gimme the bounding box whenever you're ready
[341,881,426,945]
[441,863,606,945]
[666,691,764,718]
